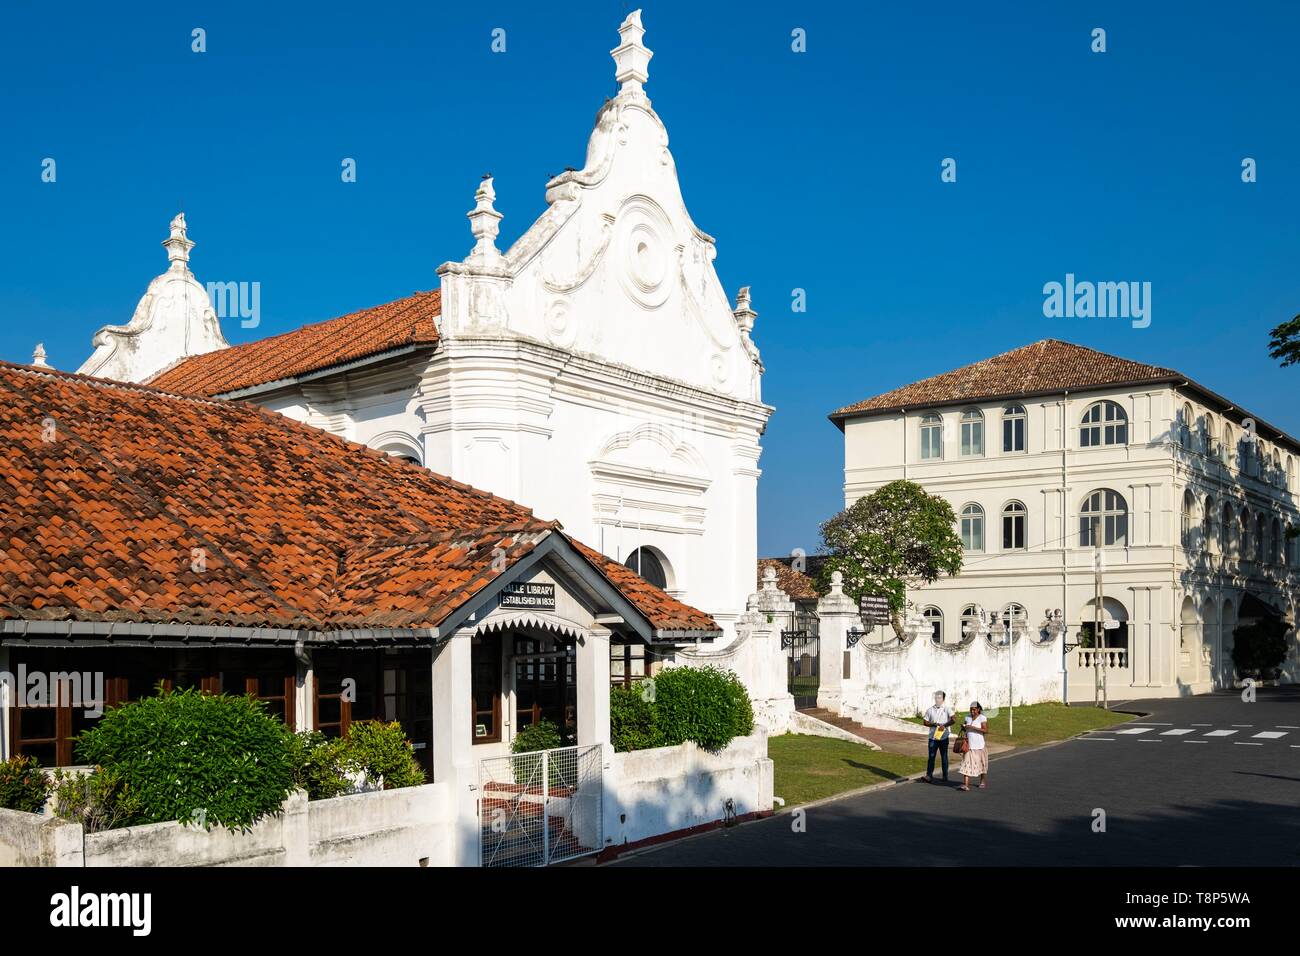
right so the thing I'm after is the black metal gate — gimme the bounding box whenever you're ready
[783,630,820,709]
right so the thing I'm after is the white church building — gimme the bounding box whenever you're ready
[69,11,771,661]
[830,339,1300,704]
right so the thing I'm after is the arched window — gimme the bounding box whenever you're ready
[1002,501,1027,550]
[1203,494,1216,553]
[1223,502,1236,556]
[624,548,667,589]
[1000,603,1028,642]
[1273,450,1283,486]
[1271,517,1282,564]
[1241,508,1253,560]
[1222,423,1235,466]
[1287,456,1296,494]
[1256,513,1267,562]
[1180,402,1195,448]
[923,606,944,645]
[1080,489,1128,547]
[1080,401,1127,447]
[960,503,985,552]
[919,414,943,461]
[1202,414,1216,456]
[960,408,984,457]
[1002,404,1026,453]
[959,604,981,642]
[1181,490,1196,550]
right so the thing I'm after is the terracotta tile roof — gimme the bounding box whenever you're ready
[756,558,819,601]
[0,362,715,636]
[147,291,441,397]
[830,339,1180,420]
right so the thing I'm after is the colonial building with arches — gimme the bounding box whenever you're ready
[832,339,1300,701]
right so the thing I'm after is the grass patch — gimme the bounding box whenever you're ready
[768,734,925,807]
[906,702,1134,748]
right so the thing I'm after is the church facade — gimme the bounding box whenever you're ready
[75,11,771,651]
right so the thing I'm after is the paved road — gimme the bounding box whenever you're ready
[612,688,1300,866]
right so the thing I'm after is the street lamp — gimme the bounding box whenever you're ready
[989,607,1029,735]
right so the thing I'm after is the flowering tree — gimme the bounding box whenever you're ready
[817,480,963,639]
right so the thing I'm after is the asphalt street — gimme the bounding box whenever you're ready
[611,688,1300,866]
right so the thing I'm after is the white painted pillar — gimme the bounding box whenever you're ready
[576,628,611,750]
[294,646,313,733]
[815,571,858,714]
[432,629,478,866]
[0,645,10,760]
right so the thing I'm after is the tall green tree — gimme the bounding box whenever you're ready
[1267,314,1300,367]
[817,480,964,639]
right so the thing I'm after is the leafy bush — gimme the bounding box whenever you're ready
[511,720,566,789]
[345,720,425,790]
[1232,619,1290,678]
[51,767,142,832]
[74,687,296,831]
[652,666,754,753]
[288,723,425,800]
[610,684,663,752]
[288,732,355,801]
[0,755,52,813]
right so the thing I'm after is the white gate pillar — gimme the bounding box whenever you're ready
[432,628,479,866]
[738,567,796,734]
[816,571,858,713]
[576,627,612,751]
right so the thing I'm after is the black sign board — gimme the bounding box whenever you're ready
[500,581,556,611]
[858,594,891,625]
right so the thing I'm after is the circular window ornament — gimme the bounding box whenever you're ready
[614,199,673,309]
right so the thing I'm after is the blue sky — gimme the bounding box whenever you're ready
[2,1,1298,557]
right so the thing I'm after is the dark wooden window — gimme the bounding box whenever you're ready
[610,641,648,689]
[471,633,503,744]
[513,636,575,741]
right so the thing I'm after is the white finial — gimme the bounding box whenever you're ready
[467,175,504,262]
[611,9,652,101]
[762,565,778,589]
[162,212,195,271]
[733,286,757,334]
[32,343,50,368]
[830,570,844,595]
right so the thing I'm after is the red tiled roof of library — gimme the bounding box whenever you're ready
[0,361,716,635]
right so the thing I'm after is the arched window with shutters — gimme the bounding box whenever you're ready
[624,547,668,589]
[919,413,943,461]
[1080,401,1128,447]
[1079,489,1128,547]
[1002,404,1026,453]
[1223,502,1237,556]
[1241,508,1253,560]
[1181,490,1196,550]
[960,503,985,552]
[1287,456,1296,494]
[1222,423,1235,466]
[1180,402,1195,448]
[960,408,984,457]
[1204,494,1216,553]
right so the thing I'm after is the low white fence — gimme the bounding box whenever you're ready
[842,632,1064,721]
[602,731,773,850]
[1,784,456,868]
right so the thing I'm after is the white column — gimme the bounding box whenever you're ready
[0,645,10,760]
[576,628,612,750]
[294,646,313,733]
[432,629,478,866]
[815,571,858,713]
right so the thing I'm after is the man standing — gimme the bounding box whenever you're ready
[922,691,953,784]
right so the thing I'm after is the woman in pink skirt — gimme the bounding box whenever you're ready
[957,701,990,791]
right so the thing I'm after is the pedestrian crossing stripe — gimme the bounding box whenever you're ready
[1115,727,1153,734]
[1160,728,1195,735]
[1252,731,1287,739]
[1203,729,1237,737]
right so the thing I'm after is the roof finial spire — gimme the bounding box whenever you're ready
[162,212,195,272]
[32,343,50,368]
[611,9,652,101]
[467,175,504,263]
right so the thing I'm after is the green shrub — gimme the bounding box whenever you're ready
[610,684,663,752]
[1232,619,1290,678]
[51,767,142,832]
[288,731,354,801]
[74,687,296,831]
[511,720,567,789]
[652,666,754,753]
[345,720,425,790]
[0,755,52,813]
